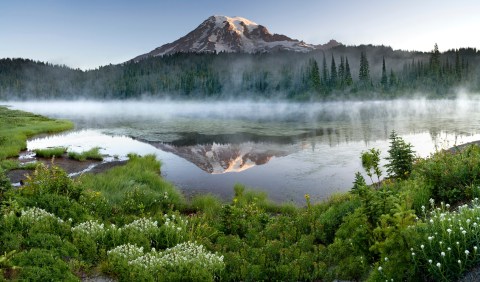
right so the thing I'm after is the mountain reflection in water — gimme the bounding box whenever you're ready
[153,142,290,174]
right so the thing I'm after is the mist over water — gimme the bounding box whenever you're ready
[6,98,480,203]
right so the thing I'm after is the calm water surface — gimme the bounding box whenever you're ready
[6,99,480,203]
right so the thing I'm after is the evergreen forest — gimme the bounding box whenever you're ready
[0,44,479,100]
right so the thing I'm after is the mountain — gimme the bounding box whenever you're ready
[133,15,340,61]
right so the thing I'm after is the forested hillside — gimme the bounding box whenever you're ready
[0,44,478,100]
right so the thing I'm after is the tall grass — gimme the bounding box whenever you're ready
[78,154,185,214]
[68,147,103,161]
[0,106,73,161]
[34,147,67,158]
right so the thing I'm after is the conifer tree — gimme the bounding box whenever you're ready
[389,69,396,87]
[455,51,462,81]
[359,51,370,84]
[344,57,353,86]
[322,54,329,86]
[381,57,388,89]
[430,43,441,78]
[330,55,337,88]
[338,56,345,87]
[308,58,321,92]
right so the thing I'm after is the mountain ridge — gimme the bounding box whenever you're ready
[133,15,341,61]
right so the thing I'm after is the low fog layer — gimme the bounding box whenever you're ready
[5,97,480,122]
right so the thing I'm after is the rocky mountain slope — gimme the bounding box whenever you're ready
[133,15,340,61]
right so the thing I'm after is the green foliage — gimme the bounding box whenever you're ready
[359,51,371,87]
[1,45,478,101]
[351,171,367,194]
[395,199,480,281]
[361,148,382,184]
[0,106,73,161]
[315,196,361,244]
[11,249,78,281]
[190,194,223,219]
[385,130,416,179]
[68,147,103,161]
[22,162,83,200]
[34,147,67,158]
[78,154,185,217]
[0,168,12,200]
[412,144,480,203]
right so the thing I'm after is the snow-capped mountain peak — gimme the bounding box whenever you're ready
[210,15,259,34]
[133,15,340,61]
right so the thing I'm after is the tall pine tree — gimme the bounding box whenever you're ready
[322,54,329,87]
[381,57,388,89]
[359,51,370,85]
[338,56,345,88]
[330,55,337,88]
[345,57,353,86]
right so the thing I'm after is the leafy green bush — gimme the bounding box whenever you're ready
[34,147,67,158]
[21,162,83,200]
[315,195,361,244]
[413,145,480,203]
[24,233,78,259]
[12,249,78,281]
[0,168,12,200]
[361,148,382,185]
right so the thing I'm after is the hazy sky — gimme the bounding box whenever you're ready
[1,0,478,70]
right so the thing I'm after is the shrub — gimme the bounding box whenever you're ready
[413,145,480,203]
[24,233,78,259]
[408,199,480,281]
[21,162,83,200]
[361,148,382,185]
[11,249,78,281]
[0,168,12,200]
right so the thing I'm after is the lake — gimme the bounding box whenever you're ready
[6,99,480,204]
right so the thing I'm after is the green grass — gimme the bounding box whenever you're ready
[78,154,185,216]
[67,147,103,161]
[34,147,67,158]
[0,106,73,162]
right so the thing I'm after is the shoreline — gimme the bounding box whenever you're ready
[7,152,128,185]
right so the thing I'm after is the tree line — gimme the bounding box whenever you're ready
[0,44,478,100]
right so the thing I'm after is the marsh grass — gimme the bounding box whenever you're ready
[68,147,103,161]
[0,106,73,161]
[34,147,67,158]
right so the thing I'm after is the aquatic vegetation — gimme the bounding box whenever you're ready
[68,147,103,161]
[34,147,66,158]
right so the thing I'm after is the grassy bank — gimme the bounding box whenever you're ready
[2,145,480,281]
[0,106,73,161]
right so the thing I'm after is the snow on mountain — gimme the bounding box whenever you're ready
[154,142,290,174]
[133,15,340,61]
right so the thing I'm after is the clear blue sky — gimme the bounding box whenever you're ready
[1,0,478,70]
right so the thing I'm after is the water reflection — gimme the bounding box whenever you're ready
[153,142,290,174]
[6,99,480,203]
